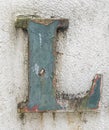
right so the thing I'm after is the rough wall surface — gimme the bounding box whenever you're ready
[0,0,109,130]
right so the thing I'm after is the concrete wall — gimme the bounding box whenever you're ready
[1,0,109,130]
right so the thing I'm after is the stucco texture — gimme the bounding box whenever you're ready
[0,0,109,130]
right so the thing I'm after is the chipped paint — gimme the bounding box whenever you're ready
[17,16,69,112]
[32,63,39,76]
[79,74,102,110]
[87,74,102,109]
[16,16,102,113]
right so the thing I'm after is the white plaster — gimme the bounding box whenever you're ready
[1,0,109,130]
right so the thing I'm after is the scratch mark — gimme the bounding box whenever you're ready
[32,63,39,76]
[39,33,42,48]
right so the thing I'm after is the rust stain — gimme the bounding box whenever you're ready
[17,74,102,112]
[32,19,54,25]
[16,16,69,113]
[19,113,25,120]
[56,51,63,55]
[90,75,99,96]
[16,15,101,113]
[33,18,69,27]
[67,113,74,125]
[86,74,102,109]
[15,16,69,29]
[56,74,102,111]
[52,112,56,121]
[19,106,39,113]
[40,113,44,129]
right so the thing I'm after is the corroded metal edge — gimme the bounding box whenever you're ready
[78,74,102,111]
[16,16,69,113]
[17,74,102,113]
[15,15,40,29]
[88,74,102,109]
[16,16,102,113]
[15,15,69,30]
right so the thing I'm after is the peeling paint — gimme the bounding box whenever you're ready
[17,16,69,112]
[32,63,39,76]
[1,0,109,129]
[16,16,102,113]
